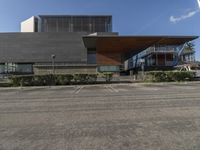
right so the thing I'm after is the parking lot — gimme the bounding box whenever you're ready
[0,82,200,150]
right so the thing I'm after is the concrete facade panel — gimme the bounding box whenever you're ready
[33,66,97,75]
[21,16,35,32]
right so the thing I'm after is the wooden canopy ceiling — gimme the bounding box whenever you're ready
[83,36,198,54]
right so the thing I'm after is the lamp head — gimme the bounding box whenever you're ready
[51,54,56,59]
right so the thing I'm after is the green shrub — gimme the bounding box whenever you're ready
[73,74,97,84]
[73,74,87,84]
[145,71,196,82]
[21,76,34,86]
[0,82,12,87]
[9,73,109,86]
[10,75,53,86]
[34,75,54,86]
[99,72,113,82]
[9,75,34,86]
[87,74,97,83]
[145,71,163,82]
[171,71,195,81]
[9,76,22,86]
[54,74,73,85]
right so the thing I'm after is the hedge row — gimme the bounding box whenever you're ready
[9,73,113,86]
[145,71,196,82]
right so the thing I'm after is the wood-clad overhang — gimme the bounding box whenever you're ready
[82,36,198,54]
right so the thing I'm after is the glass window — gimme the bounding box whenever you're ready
[98,66,120,72]
[87,49,96,64]
[2,63,33,74]
[0,64,5,74]
[15,64,33,73]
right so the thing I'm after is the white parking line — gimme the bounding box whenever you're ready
[74,86,84,94]
[141,87,159,91]
[105,86,113,93]
[109,85,119,92]
[105,85,119,93]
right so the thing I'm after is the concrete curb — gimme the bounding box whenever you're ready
[0,81,200,90]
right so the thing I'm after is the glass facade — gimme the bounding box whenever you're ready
[98,66,120,72]
[0,63,33,74]
[0,64,5,74]
[15,64,33,73]
[87,49,96,64]
[39,16,112,33]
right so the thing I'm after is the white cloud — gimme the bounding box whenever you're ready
[197,0,200,9]
[170,10,198,23]
[169,0,200,23]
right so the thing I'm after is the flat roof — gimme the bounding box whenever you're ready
[38,15,112,18]
[83,35,198,53]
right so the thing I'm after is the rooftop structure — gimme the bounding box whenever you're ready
[21,15,112,33]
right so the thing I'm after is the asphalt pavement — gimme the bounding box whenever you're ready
[0,83,200,150]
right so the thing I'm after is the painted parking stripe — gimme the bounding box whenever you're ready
[74,86,84,94]
[105,85,119,93]
[109,85,119,92]
[105,86,113,93]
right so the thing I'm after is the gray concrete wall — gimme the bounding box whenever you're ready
[0,32,87,64]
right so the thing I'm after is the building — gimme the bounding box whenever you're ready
[0,15,198,75]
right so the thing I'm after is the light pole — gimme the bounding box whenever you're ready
[51,54,56,75]
[140,58,145,80]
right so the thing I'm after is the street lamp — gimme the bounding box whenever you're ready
[51,54,56,75]
[140,58,145,80]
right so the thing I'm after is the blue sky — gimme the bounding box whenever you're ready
[0,0,200,60]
